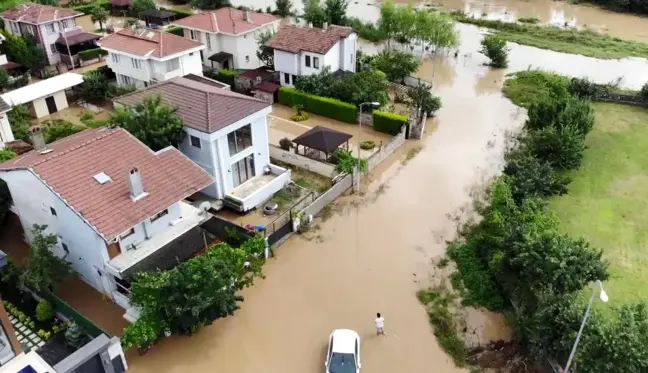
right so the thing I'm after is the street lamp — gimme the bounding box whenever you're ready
[563,280,609,373]
[355,101,380,194]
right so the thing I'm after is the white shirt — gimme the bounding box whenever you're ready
[375,317,385,328]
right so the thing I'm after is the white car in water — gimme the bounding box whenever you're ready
[325,329,362,373]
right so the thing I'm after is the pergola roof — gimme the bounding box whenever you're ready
[55,32,101,45]
[292,126,352,154]
[208,51,233,62]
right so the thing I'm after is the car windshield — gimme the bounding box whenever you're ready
[328,352,356,373]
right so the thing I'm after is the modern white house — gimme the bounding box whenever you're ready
[172,7,280,70]
[268,23,357,86]
[98,28,205,88]
[1,72,84,118]
[0,33,7,66]
[0,2,95,66]
[0,98,14,148]
[0,127,214,315]
[114,76,291,212]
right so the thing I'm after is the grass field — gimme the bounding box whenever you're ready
[550,102,648,306]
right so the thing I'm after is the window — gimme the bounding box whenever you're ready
[45,23,55,34]
[292,75,297,84]
[131,58,142,70]
[227,124,253,156]
[189,52,194,56]
[111,53,120,64]
[167,58,179,72]
[61,20,68,29]
[245,55,250,63]
[206,35,211,50]
[62,243,69,254]
[120,228,135,240]
[151,209,169,222]
[284,73,290,84]
[305,55,311,67]
[190,30,198,40]
[231,154,255,187]
[49,44,57,54]
[313,57,319,69]
[50,207,57,216]
[190,135,201,148]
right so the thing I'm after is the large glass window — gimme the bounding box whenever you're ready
[231,154,255,188]
[227,124,252,156]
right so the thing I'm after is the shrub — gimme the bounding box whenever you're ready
[161,7,193,18]
[290,104,309,121]
[279,87,357,123]
[42,120,86,143]
[480,35,508,68]
[526,96,594,136]
[72,0,110,13]
[167,26,184,36]
[214,68,236,88]
[65,322,89,349]
[35,299,55,322]
[641,82,648,98]
[524,125,586,171]
[360,140,376,150]
[279,137,292,151]
[568,77,607,99]
[517,17,540,24]
[78,48,108,61]
[372,110,407,135]
[37,329,52,340]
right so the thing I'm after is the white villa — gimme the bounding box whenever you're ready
[268,23,357,86]
[98,28,205,88]
[173,7,281,70]
[114,75,291,212]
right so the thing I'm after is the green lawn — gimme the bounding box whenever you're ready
[550,102,648,306]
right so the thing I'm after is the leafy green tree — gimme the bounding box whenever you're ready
[525,125,586,171]
[526,96,594,136]
[0,68,9,92]
[190,0,230,9]
[43,120,86,143]
[0,148,16,162]
[324,0,348,25]
[110,94,184,151]
[480,35,508,68]
[0,31,46,72]
[20,224,73,291]
[407,83,441,117]
[255,29,275,69]
[331,69,389,106]
[81,70,109,102]
[641,82,648,97]
[414,9,458,53]
[303,0,327,28]
[332,148,367,173]
[294,66,337,97]
[91,6,108,30]
[503,149,570,202]
[274,0,292,16]
[129,0,156,16]
[7,104,31,143]
[370,49,420,82]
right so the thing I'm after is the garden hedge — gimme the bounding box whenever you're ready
[161,7,193,18]
[372,110,407,135]
[78,48,108,61]
[167,26,184,36]
[278,87,357,124]
[72,0,109,13]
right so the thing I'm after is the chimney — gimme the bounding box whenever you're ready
[244,10,251,22]
[29,126,46,151]
[128,168,146,200]
[308,22,313,28]
[323,22,328,29]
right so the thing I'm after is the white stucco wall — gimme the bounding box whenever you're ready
[117,202,181,250]
[274,49,298,75]
[31,90,68,118]
[299,51,326,76]
[0,170,110,293]
[39,18,78,65]
[323,41,340,72]
[0,112,14,146]
[180,52,203,76]
[106,49,203,86]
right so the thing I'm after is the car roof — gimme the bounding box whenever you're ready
[331,329,359,353]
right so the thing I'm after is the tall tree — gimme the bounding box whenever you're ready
[370,49,420,82]
[0,31,46,72]
[81,70,109,102]
[255,29,275,69]
[129,0,156,17]
[90,6,108,30]
[324,0,348,25]
[407,83,442,117]
[303,0,327,28]
[275,0,292,17]
[190,0,231,10]
[20,224,73,291]
[110,94,184,151]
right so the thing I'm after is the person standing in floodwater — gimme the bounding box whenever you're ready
[375,313,385,335]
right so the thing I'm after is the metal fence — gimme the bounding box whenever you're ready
[264,192,317,247]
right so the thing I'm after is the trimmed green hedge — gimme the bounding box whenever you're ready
[279,87,357,124]
[72,0,109,13]
[373,110,407,135]
[78,48,108,61]
[167,26,184,36]
[214,68,236,88]
[160,7,193,18]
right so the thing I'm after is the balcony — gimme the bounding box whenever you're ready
[152,68,183,82]
[224,164,292,212]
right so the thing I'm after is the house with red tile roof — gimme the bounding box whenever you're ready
[172,7,280,70]
[268,23,357,86]
[98,28,205,88]
[0,2,98,66]
[113,76,291,213]
[0,126,214,313]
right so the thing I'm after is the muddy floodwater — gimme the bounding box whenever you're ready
[131,2,648,372]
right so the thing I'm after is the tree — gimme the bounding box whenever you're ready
[7,104,31,143]
[43,120,86,143]
[642,82,648,97]
[407,83,442,117]
[331,69,389,106]
[526,96,594,136]
[255,29,275,69]
[525,125,586,171]
[81,70,109,102]
[0,148,15,163]
[370,49,420,82]
[20,224,73,291]
[414,9,458,53]
[123,236,265,345]
[110,94,184,151]
[503,149,570,203]
[90,6,108,30]
[0,31,46,72]
[129,0,156,16]
[480,35,508,68]
[0,68,9,92]
[275,0,292,17]
[294,66,337,97]
[190,0,230,10]
[65,322,89,349]
[303,0,327,28]
[324,0,348,25]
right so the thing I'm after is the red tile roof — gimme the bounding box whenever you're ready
[0,128,214,240]
[0,2,82,24]
[268,24,355,54]
[254,81,279,93]
[98,28,204,59]
[173,7,279,34]
[114,76,270,133]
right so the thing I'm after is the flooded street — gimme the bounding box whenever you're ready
[124,1,648,372]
